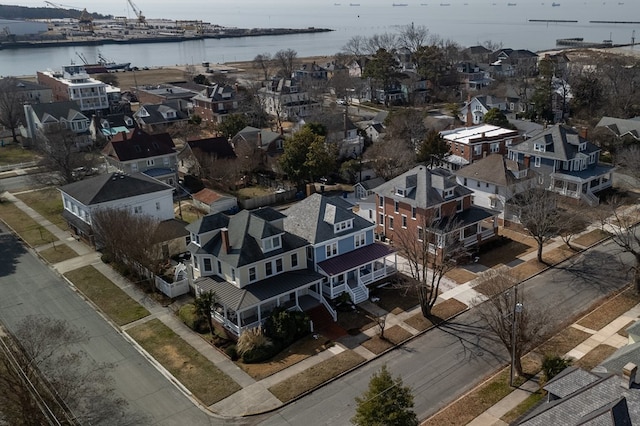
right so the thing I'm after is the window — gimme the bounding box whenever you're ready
[378,196,384,208]
[394,201,399,213]
[434,207,441,219]
[402,215,407,228]
[445,188,454,198]
[463,178,468,186]
[131,163,138,172]
[491,143,500,153]
[265,262,273,276]
[486,182,489,188]
[163,157,170,166]
[291,253,298,268]
[388,216,394,230]
[156,202,160,210]
[379,213,384,226]
[231,268,236,282]
[326,242,338,258]
[473,145,482,156]
[276,258,283,273]
[134,206,142,214]
[476,180,481,188]
[193,255,198,270]
[217,260,222,274]
[185,235,191,245]
[147,159,155,166]
[411,206,417,219]
[355,232,366,248]
[334,220,353,233]
[506,138,513,146]
[395,188,405,197]
[534,156,541,167]
[249,267,256,282]
[417,226,424,241]
[456,199,463,212]
[490,197,498,208]
[203,258,212,272]
[534,143,545,152]
[263,235,282,252]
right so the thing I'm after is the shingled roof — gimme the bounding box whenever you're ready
[456,153,532,187]
[509,124,600,161]
[59,172,173,206]
[102,128,175,161]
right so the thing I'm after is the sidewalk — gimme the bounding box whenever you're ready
[3,188,630,420]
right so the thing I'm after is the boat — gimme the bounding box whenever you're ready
[393,2,408,5]
[440,2,451,5]
[75,52,130,74]
[350,2,360,5]
[507,2,517,5]
[552,2,560,5]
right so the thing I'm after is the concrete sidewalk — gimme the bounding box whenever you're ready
[3,187,631,420]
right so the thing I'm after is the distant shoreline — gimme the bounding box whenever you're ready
[0,27,333,51]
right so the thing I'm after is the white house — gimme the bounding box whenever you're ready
[59,172,175,246]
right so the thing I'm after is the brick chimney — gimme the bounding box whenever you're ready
[622,363,637,389]
[220,228,231,253]
[523,155,530,169]
[579,127,588,140]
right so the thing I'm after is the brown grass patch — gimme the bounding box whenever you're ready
[64,265,149,326]
[577,288,639,331]
[337,308,376,334]
[114,67,189,90]
[618,320,636,338]
[511,260,546,281]
[404,299,468,331]
[236,334,331,381]
[544,245,576,265]
[268,350,365,403]
[575,344,618,370]
[572,229,611,247]
[128,319,241,405]
[0,144,40,165]
[445,268,477,284]
[501,391,545,424]
[0,200,57,246]
[15,188,66,229]
[38,244,78,264]
[536,327,592,357]
[474,274,515,297]
[477,237,535,268]
[361,325,413,354]
[370,284,419,314]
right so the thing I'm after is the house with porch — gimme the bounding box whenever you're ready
[191,82,239,124]
[374,165,499,262]
[258,77,321,121]
[22,100,92,149]
[282,194,396,305]
[507,125,614,206]
[133,102,189,133]
[187,208,330,336]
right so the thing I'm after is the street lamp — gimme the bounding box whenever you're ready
[510,285,523,387]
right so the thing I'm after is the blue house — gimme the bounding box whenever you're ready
[283,194,396,304]
[507,125,614,206]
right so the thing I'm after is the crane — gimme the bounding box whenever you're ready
[126,0,147,26]
[43,1,93,31]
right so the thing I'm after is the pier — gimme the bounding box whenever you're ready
[556,38,613,48]
[590,20,640,24]
[529,19,578,23]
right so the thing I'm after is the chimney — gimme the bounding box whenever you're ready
[523,155,530,169]
[579,127,588,140]
[466,93,473,127]
[622,363,637,389]
[220,228,231,253]
[121,130,127,140]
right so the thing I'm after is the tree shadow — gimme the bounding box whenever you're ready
[436,318,507,364]
[550,248,631,294]
[0,233,27,277]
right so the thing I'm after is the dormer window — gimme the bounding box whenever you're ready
[262,235,282,252]
[534,143,545,152]
[395,188,405,197]
[444,188,454,199]
[191,233,200,246]
[334,219,353,233]
[579,142,586,151]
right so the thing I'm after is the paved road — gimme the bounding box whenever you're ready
[258,239,633,425]
[0,228,243,425]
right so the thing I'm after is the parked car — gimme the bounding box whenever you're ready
[337,98,347,106]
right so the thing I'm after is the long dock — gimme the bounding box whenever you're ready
[529,19,578,23]
[590,20,640,24]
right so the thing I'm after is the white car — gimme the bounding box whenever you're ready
[337,98,347,105]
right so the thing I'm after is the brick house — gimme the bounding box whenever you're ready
[440,124,521,170]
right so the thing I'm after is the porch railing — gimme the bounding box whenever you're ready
[320,295,337,322]
[581,191,599,207]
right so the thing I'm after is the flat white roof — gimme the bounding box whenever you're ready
[441,124,515,145]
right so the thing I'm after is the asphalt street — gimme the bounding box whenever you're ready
[258,240,634,425]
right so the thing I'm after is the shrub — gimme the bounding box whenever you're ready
[225,344,239,361]
[542,354,573,382]
[178,304,208,333]
[237,326,272,356]
[264,307,311,346]
[241,341,282,364]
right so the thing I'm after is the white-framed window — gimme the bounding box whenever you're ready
[411,206,417,219]
[589,152,596,164]
[434,207,441,219]
[263,235,282,252]
[417,226,424,241]
[355,232,366,248]
[456,199,463,212]
[388,216,394,230]
[291,253,298,268]
[395,188,405,197]
[249,267,256,282]
[534,156,541,167]
[203,258,212,272]
[378,196,384,208]
[506,138,513,146]
[490,197,498,208]
[490,143,500,153]
[379,213,384,226]
[131,163,138,172]
[192,255,199,270]
[265,262,273,276]
[534,143,545,152]
[444,188,454,198]
[326,242,338,258]
[334,220,353,233]
[276,258,283,273]
[473,145,482,156]
[147,159,155,166]
[402,215,407,228]
[394,201,399,213]
[134,206,142,214]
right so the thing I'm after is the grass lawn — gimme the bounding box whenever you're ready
[478,235,535,268]
[445,268,477,284]
[511,260,546,281]
[0,144,40,165]
[501,391,545,424]
[15,188,66,229]
[0,200,57,246]
[268,350,365,403]
[336,308,376,335]
[536,327,592,357]
[572,229,611,247]
[64,265,150,326]
[361,325,413,355]
[369,284,419,315]
[575,344,618,370]
[404,299,468,331]
[544,245,576,265]
[128,319,241,405]
[175,202,204,224]
[236,334,331,381]
[577,287,639,331]
[38,244,78,264]
[236,186,273,199]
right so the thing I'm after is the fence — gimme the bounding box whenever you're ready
[155,275,190,298]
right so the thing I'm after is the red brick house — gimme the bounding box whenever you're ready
[373,165,499,261]
[440,124,521,170]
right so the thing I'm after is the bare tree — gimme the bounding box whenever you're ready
[0,316,147,425]
[92,207,164,287]
[398,23,429,54]
[0,77,26,143]
[394,214,468,318]
[602,199,640,293]
[274,48,298,78]
[364,136,415,180]
[253,53,273,81]
[510,185,560,263]
[474,270,549,378]
[366,32,398,54]
[341,35,369,75]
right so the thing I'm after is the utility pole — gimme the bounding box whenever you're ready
[510,285,523,387]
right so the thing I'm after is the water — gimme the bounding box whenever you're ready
[1,0,639,76]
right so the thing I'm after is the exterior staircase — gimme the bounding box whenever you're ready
[306,305,347,340]
[348,283,369,304]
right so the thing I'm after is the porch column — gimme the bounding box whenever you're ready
[223,306,228,327]
[295,291,299,307]
[257,305,262,323]
[236,314,241,333]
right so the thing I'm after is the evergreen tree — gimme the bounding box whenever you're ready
[352,365,418,426]
[417,130,450,166]
[279,126,336,184]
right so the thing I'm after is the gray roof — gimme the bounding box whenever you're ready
[544,367,602,398]
[189,209,309,268]
[233,126,283,150]
[0,77,49,92]
[456,154,533,187]
[28,100,86,122]
[374,165,472,209]
[59,172,172,206]
[357,177,385,191]
[194,270,324,312]
[509,124,600,162]
[135,103,188,125]
[595,342,640,378]
[596,116,640,140]
[283,194,374,245]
